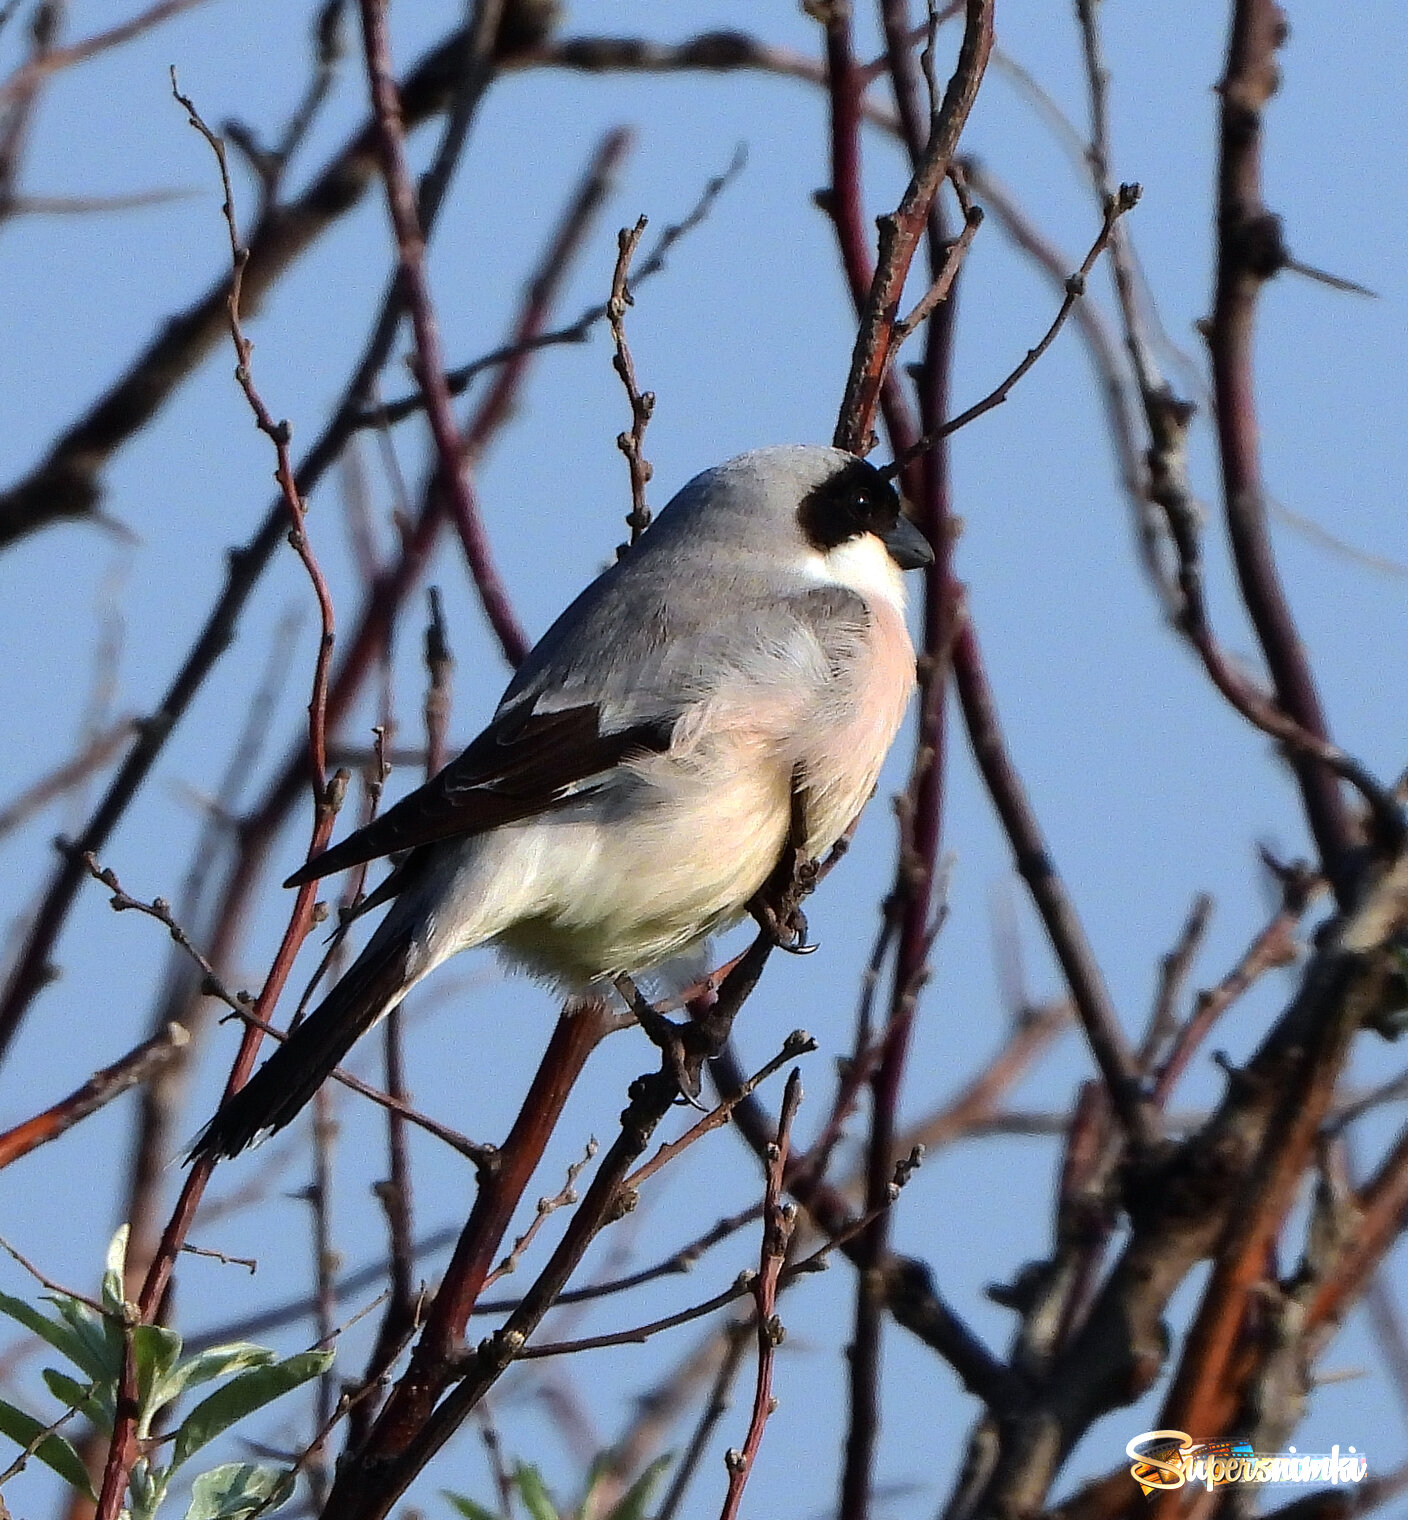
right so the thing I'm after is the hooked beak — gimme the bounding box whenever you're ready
[880,513,934,570]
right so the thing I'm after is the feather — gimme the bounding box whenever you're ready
[285,707,674,888]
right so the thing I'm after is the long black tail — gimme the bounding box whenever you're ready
[188,927,414,1163]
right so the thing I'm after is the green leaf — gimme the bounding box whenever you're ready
[0,1394,96,1498]
[170,1349,333,1472]
[183,1462,293,1520]
[42,1368,111,1430]
[128,1457,169,1520]
[0,1291,105,1379]
[132,1323,184,1430]
[48,1293,125,1382]
[443,1493,503,1520]
[102,1226,131,1317]
[512,1464,560,1520]
[605,1455,672,1520]
[154,1343,276,1410]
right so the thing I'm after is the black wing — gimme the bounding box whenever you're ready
[284,704,673,889]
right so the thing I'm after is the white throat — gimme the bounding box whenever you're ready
[805,533,908,612]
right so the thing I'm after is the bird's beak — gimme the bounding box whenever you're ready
[879,514,934,570]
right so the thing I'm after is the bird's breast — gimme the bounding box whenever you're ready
[798,595,918,855]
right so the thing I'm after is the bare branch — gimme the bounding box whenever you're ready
[0,1021,190,1170]
[606,217,656,545]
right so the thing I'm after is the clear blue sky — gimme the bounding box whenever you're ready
[1,2,1405,1516]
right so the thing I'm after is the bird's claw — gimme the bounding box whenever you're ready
[749,852,821,956]
[776,904,819,955]
[614,975,707,1106]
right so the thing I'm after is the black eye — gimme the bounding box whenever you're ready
[797,460,899,550]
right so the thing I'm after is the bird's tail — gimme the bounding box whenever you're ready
[188,927,415,1164]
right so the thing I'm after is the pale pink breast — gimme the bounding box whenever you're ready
[802,597,917,854]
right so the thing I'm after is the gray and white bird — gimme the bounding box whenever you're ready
[191,445,931,1161]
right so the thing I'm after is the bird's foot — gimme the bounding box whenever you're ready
[749,843,821,955]
[614,974,707,1106]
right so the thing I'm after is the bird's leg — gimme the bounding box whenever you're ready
[748,770,819,955]
[614,973,707,1106]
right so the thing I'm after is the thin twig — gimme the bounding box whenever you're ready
[0,1399,82,1490]
[885,184,1141,474]
[357,0,527,665]
[1139,894,1214,1071]
[517,1183,906,1364]
[0,1021,190,1170]
[1153,863,1319,1106]
[364,142,744,431]
[225,0,348,208]
[625,1030,816,1191]
[882,175,983,367]
[81,853,491,1161]
[834,0,994,453]
[0,1233,106,1316]
[719,1069,801,1520]
[92,78,348,1520]
[0,0,209,108]
[0,716,135,841]
[177,1241,257,1273]
[654,1320,751,1520]
[606,217,656,544]
[484,1138,598,1288]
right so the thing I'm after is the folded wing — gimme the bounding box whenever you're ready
[284,704,674,888]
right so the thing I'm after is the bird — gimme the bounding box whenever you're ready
[190,445,932,1162]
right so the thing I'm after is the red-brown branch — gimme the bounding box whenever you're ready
[357,0,527,666]
[322,1002,616,1508]
[93,82,345,1520]
[834,0,993,453]
[0,1021,189,1170]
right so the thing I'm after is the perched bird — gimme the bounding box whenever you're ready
[191,445,932,1161]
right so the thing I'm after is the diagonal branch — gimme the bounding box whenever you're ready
[0,116,624,1066]
[834,0,993,453]
[357,0,527,665]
